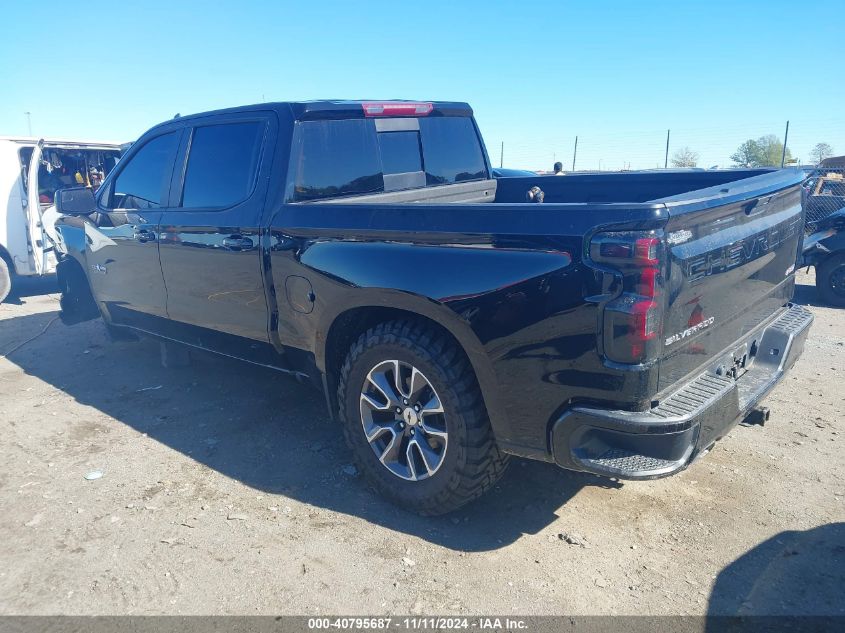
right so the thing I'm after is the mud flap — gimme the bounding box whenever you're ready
[56,258,100,325]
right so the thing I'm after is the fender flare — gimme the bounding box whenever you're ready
[313,288,512,446]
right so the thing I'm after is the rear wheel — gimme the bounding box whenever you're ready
[337,320,508,515]
[817,253,845,308]
[0,257,11,304]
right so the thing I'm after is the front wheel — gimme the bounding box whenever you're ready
[337,320,508,515]
[817,253,845,308]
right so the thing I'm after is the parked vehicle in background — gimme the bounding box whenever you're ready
[802,208,845,307]
[0,137,123,302]
[53,101,811,514]
[802,156,845,234]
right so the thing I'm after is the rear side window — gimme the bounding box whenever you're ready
[419,118,487,185]
[292,119,383,201]
[181,122,264,208]
[109,131,180,210]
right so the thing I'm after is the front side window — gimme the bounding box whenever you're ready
[292,119,383,201]
[181,121,264,208]
[108,131,180,210]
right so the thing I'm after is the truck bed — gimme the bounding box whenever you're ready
[281,167,806,454]
[491,168,776,204]
[316,167,784,207]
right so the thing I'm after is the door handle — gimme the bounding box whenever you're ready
[135,229,156,243]
[222,235,254,251]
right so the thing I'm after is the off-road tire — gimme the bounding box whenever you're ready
[817,253,845,308]
[338,320,508,515]
[0,257,11,304]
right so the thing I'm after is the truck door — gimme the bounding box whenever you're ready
[25,140,46,274]
[157,113,275,344]
[86,129,182,328]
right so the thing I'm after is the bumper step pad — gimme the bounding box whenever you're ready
[553,303,813,479]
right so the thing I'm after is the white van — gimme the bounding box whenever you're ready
[0,137,123,302]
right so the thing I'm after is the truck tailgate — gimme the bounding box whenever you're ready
[656,171,805,392]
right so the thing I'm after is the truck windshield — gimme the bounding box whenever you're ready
[290,116,487,201]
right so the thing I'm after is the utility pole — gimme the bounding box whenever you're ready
[664,129,670,169]
[499,142,503,168]
[24,111,32,136]
[571,136,578,172]
[781,120,790,168]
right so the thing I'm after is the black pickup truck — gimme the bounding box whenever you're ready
[52,100,813,514]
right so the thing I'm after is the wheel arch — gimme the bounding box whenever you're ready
[318,299,510,445]
[55,254,100,324]
[816,250,845,307]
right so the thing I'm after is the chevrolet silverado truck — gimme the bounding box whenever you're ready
[51,101,813,514]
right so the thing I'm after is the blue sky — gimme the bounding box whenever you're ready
[2,0,842,170]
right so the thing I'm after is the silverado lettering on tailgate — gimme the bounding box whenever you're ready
[665,316,716,346]
[685,214,802,283]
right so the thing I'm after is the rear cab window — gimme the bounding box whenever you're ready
[419,117,487,186]
[290,119,383,201]
[289,110,488,202]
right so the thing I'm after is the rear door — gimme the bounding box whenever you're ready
[157,112,275,343]
[657,172,805,390]
[87,128,182,327]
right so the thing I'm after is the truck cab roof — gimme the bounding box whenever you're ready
[157,100,474,128]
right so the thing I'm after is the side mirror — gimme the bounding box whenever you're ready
[55,186,97,216]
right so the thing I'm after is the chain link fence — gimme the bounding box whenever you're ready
[802,162,845,233]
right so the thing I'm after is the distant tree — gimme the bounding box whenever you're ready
[810,142,834,165]
[670,146,699,168]
[731,139,761,167]
[731,135,793,167]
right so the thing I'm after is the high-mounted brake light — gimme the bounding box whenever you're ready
[362,102,433,117]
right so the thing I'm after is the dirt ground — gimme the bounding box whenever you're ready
[0,272,842,616]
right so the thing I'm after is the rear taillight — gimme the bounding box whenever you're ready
[590,231,664,364]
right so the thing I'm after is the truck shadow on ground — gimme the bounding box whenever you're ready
[4,274,58,305]
[706,522,845,619]
[3,309,621,552]
[792,278,833,309]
